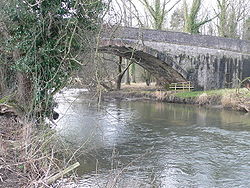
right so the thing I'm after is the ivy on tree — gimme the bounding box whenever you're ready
[0,0,104,118]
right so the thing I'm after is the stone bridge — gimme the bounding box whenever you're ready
[98,26,250,90]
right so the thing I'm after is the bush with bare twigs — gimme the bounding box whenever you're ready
[0,113,82,187]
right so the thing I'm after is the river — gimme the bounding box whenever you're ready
[55,89,250,188]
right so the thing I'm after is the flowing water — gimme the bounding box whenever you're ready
[55,89,250,188]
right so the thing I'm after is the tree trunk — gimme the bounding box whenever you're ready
[155,79,161,86]
[131,63,136,83]
[155,79,164,86]
[145,70,151,86]
[155,76,166,86]
[16,72,33,106]
[13,50,33,108]
[116,75,123,90]
[125,59,130,85]
[0,23,9,97]
[116,57,123,90]
[0,66,5,96]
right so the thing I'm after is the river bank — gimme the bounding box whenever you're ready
[0,114,26,188]
[0,104,78,187]
[103,83,250,113]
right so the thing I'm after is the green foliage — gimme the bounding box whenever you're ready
[216,0,247,38]
[243,17,250,40]
[140,0,180,30]
[139,0,165,29]
[164,83,170,90]
[0,95,10,104]
[183,0,213,34]
[0,0,104,117]
[217,0,228,37]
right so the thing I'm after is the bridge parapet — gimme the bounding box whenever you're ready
[102,26,250,55]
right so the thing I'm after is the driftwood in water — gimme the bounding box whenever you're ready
[238,104,250,112]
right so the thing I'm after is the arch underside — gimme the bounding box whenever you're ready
[98,45,186,84]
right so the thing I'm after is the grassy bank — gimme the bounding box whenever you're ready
[173,88,250,112]
[174,88,250,98]
[104,83,250,112]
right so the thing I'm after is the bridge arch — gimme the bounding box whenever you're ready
[98,38,187,84]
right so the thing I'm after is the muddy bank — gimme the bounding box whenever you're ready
[103,88,250,113]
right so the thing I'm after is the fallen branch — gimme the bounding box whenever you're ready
[238,104,250,112]
[45,162,80,185]
[0,104,17,116]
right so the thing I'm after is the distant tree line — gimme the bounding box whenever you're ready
[111,0,250,38]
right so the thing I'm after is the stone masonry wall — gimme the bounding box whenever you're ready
[101,27,250,90]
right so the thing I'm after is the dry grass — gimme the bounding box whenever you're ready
[154,90,166,100]
[221,92,250,112]
[120,82,161,91]
[196,93,209,105]
[0,116,25,187]
[0,114,79,188]
[221,93,236,108]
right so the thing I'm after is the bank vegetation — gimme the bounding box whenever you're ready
[104,84,250,113]
[0,0,105,187]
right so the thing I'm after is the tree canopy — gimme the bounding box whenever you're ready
[0,0,104,118]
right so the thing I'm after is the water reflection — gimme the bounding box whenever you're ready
[55,89,250,187]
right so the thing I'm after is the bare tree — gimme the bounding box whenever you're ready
[216,0,250,38]
[170,7,185,31]
[243,17,250,40]
[138,0,181,29]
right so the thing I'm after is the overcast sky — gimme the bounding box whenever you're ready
[108,0,218,28]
